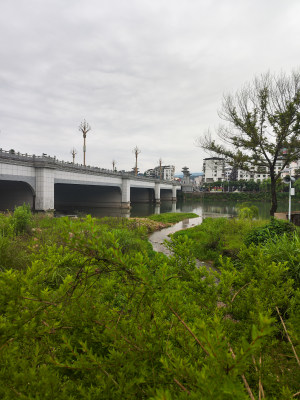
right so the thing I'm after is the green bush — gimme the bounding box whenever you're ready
[0,213,299,398]
[260,233,300,287]
[236,202,259,220]
[12,204,32,235]
[244,218,296,246]
[173,217,264,263]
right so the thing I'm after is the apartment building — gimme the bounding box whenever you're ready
[203,157,299,183]
[144,165,175,181]
[203,157,225,182]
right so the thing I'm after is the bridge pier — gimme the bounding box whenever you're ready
[121,178,131,209]
[35,168,55,211]
[172,186,177,202]
[155,183,161,204]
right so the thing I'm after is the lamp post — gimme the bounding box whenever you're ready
[71,148,77,164]
[79,120,91,166]
[133,146,141,176]
[159,158,162,180]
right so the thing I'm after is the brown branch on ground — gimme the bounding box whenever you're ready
[168,305,209,356]
[229,347,256,400]
[276,306,300,367]
[173,378,191,395]
[231,283,250,303]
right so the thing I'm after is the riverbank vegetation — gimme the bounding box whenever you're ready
[0,205,299,399]
[180,189,300,204]
[148,212,198,224]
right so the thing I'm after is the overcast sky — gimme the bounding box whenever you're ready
[0,0,299,173]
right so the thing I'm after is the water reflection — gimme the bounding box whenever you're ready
[55,198,293,220]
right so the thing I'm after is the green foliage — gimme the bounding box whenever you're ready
[260,233,300,286]
[244,217,296,246]
[0,214,299,398]
[12,204,32,234]
[236,202,259,220]
[173,217,264,263]
[148,212,198,223]
[0,210,32,270]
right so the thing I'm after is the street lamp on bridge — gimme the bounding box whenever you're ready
[79,120,91,166]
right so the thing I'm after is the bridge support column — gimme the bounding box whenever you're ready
[172,186,177,201]
[35,168,55,211]
[121,178,131,208]
[155,183,161,204]
[154,204,161,214]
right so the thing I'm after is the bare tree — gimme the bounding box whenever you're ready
[133,146,141,176]
[197,70,300,216]
[112,160,116,171]
[78,120,91,166]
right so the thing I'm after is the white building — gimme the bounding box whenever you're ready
[203,157,299,183]
[144,165,175,181]
[192,174,204,187]
[203,157,225,182]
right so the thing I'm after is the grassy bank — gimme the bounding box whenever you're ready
[172,216,300,283]
[0,206,299,399]
[148,212,198,223]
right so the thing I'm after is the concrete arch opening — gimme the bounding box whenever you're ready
[160,188,173,201]
[130,187,155,203]
[0,180,35,211]
[54,184,122,210]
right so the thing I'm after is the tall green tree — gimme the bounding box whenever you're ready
[198,70,300,215]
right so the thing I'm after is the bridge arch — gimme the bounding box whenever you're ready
[160,188,173,201]
[54,183,122,210]
[0,180,35,211]
[130,187,155,203]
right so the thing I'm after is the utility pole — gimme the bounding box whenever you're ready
[71,148,77,164]
[283,171,295,222]
[133,146,141,176]
[112,160,116,171]
[78,119,91,166]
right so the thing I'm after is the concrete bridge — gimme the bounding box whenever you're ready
[0,149,181,211]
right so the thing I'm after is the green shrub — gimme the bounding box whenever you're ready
[261,233,300,287]
[0,213,299,398]
[0,213,14,237]
[244,218,296,246]
[173,217,264,263]
[12,204,32,235]
[236,203,259,220]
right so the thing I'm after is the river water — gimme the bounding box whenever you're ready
[148,216,203,255]
[55,198,292,220]
[148,214,220,275]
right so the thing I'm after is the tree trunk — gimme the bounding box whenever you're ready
[270,175,277,217]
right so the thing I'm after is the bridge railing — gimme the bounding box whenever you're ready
[0,149,180,185]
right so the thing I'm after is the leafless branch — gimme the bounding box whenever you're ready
[276,306,300,367]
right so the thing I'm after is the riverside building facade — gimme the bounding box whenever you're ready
[203,157,299,183]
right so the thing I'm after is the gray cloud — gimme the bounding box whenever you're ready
[0,0,299,172]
